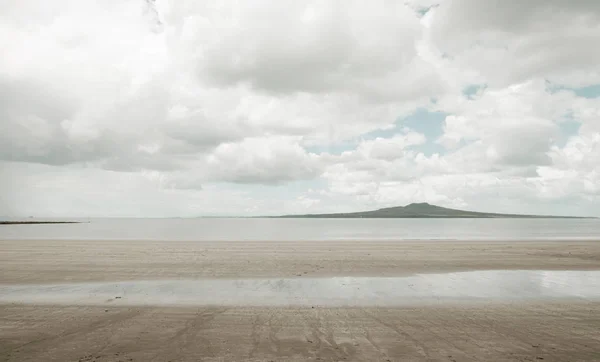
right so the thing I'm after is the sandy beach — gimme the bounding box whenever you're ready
[3,303,600,362]
[1,239,600,361]
[1,239,600,284]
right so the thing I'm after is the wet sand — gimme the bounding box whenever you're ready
[3,303,600,362]
[1,239,600,361]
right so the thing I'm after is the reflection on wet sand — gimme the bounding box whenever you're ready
[1,270,599,307]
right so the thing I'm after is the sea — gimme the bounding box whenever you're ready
[1,217,599,241]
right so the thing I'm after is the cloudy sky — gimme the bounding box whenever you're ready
[1,0,599,217]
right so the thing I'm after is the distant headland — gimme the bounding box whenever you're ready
[0,221,80,225]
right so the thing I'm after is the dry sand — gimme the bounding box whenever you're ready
[1,239,600,283]
[1,239,600,361]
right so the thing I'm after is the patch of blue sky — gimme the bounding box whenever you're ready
[556,119,581,147]
[546,81,600,99]
[363,108,447,156]
[307,108,449,157]
[414,4,440,17]
[573,84,600,98]
[462,84,487,99]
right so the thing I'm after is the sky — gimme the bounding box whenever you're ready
[1,0,600,218]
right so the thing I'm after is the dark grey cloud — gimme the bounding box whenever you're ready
[429,0,600,87]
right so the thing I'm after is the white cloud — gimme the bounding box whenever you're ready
[321,131,449,202]
[1,0,599,217]
[354,132,426,161]
[535,132,600,200]
[0,0,442,170]
[437,80,573,173]
[170,1,436,96]
[205,136,322,184]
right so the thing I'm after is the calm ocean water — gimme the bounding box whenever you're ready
[1,218,600,241]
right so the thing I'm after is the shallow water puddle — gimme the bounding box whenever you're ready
[1,270,599,307]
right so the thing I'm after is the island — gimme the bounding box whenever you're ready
[275,202,591,218]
